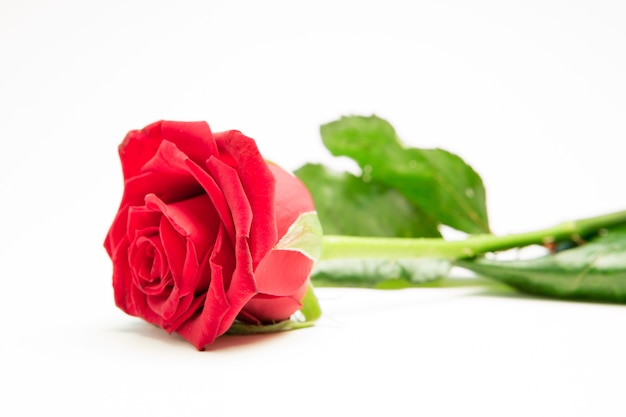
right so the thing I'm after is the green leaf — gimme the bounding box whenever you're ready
[295,163,440,238]
[454,228,626,303]
[320,115,490,234]
[311,258,451,289]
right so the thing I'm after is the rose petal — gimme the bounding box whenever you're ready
[140,200,203,321]
[268,163,316,238]
[160,121,219,167]
[111,237,137,314]
[142,140,196,176]
[128,278,164,329]
[130,234,169,295]
[107,204,160,258]
[165,293,206,333]
[240,281,309,323]
[127,205,161,237]
[177,226,246,348]
[138,190,231,327]
[216,233,258,334]
[145,193,219,257]
[146,292,176,321]
[126,205,171,297]
[151,219,186,320]
[118,121,165,180]
[112,140,212,248]
[205,156,253,242]
[126,140,205,205]
[253,249,314,296]
[185,159,236,245]
[215,130,277,268]
[119,121,219,180]
[155,211,187,283]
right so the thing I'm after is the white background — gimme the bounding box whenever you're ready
[1,1,625,416]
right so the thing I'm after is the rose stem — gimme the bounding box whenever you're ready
[319,209,626,261]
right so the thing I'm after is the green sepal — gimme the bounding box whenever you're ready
[275,211,324,261]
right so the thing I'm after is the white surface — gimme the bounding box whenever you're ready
[1,1,625,416]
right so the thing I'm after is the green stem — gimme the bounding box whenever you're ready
[320,209,626,261]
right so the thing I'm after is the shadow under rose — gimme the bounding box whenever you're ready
[113,320,292,351]
[205,331,290,351]
[113,320,189,348]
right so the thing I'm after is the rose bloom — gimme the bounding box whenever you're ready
[104,121,320,349]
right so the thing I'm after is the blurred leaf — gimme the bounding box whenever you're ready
[455,228,626,303]
[295,163,440,238]
[320,115,490,234]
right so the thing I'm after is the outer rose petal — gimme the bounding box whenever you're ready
[214,130,277,268]
[239,288,308,324]
[252,249,315,297]
[239,164,319,323]
[119,121,218,180]
[242,252,313,322]
[268,163,316,238]
[246,163,318,299]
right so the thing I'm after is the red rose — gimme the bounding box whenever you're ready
[104,121,321,349]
